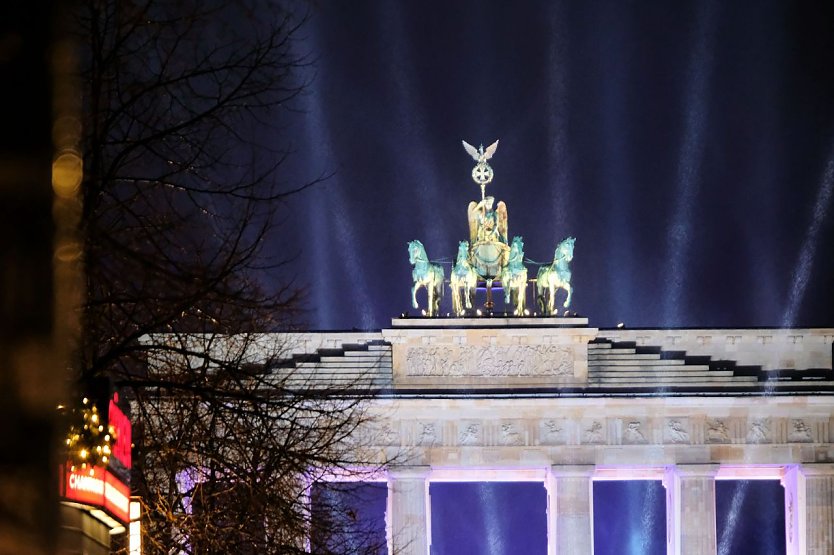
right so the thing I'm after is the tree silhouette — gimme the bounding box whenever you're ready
[74,1,389,552]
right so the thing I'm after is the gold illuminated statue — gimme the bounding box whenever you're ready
[461,139,514,309]
[406,138,576,316]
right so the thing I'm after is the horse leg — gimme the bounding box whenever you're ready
[412,283,419,309]
[547,283,556,316]
[466,278,475,309]
[518,282,526,315]
[564,283,572,308]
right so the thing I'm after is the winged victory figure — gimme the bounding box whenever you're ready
[462,139,499,164]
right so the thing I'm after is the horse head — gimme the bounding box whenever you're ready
[456,241,469,263]
[555,237,575,262]
[408,240,425,265]
[510,236,524,261]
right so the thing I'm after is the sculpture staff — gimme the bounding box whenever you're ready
[462,139,499,201]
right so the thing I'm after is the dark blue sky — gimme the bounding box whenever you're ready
[274,0,834,331]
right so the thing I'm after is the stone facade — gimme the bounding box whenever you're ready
[279,320,834,554]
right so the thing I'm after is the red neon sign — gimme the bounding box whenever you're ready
[109,393,131,470]
[60,464,130,523]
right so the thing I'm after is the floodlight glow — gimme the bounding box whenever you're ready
[781,145,834,327]
[717,480,751,555]
[663,1,717,326]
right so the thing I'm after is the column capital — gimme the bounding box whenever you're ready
[672,463,720,478]
[550,464,594,478]
[388,465,431,480]
[800,463,834,477]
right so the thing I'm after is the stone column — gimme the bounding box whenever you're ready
[666,464,718,555]
[548,465,593,555]
[388,466,430,555]
[802,463,834,555]
[781,464,804,555]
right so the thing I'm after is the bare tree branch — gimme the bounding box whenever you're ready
[74,1,392,552]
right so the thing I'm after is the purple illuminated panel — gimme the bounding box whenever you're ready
[311,481,388,555]
[716,480,785,555]
[429,482,547,555]
[593,480,666,555]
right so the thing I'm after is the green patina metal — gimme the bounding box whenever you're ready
[536,237,576,315]
[408,239,444,316]
[407,139,576,316]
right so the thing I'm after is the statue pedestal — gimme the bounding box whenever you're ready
[384,318,597,390]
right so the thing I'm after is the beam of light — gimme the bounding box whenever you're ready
[781,143,834,328]
[546,1,575,236]
[598,7,635,323]
[329,188,376,330]
[663,1,718,327]
[637,481,659,554]
[307,191,334,328]
[743,4,785,324]
[626,481,643,555]
[717,480,750,555]
[479,483,504,555]
[375,2,449,249]
[294,30,375,330]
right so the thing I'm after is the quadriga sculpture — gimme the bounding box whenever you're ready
[500,236,528,316]
[451,241,478,315]
[408,240,444,316]
[536,237,575,315]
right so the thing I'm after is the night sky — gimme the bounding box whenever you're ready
[274,1,834,332]
[275,3,812,550]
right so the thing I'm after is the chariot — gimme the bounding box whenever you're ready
[408,139,576,317]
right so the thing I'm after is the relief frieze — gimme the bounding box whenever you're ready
[583,421,605,444]
[623,421,647,444]
[405,344,574,377]
[747,419,771,443]
[459,422,482,446]
[788,419,813,443]
[706,419,731,443]
[665,419,691,444]
[396,415,828,449]
[540,419,567,445]
[499,422,524,446]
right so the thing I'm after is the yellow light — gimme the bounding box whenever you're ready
[91,414,99,423]
[80,449,87,459]
[82,398,88,404]
[102,456,108,463]
[52,151,83,198]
